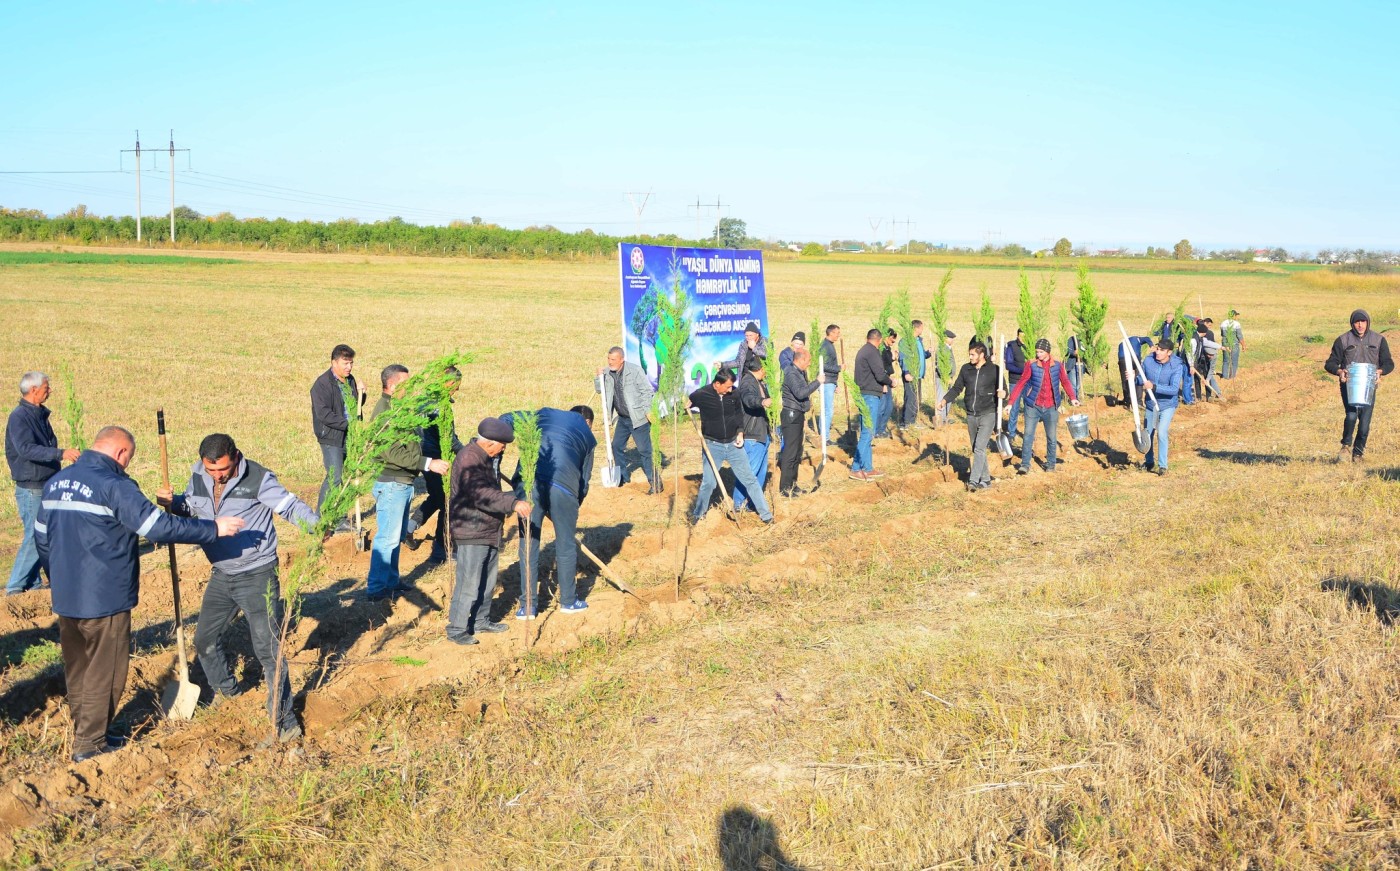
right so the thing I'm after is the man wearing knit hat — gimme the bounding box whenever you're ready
[778,331,805,370]
[445,417,531,645]
[719,321,768,378]
[1004,338,1079,474]
[1324,310,1395,463]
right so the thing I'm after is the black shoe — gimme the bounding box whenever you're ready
[1016,467,1029,476]
[648,480,664,495]
[476,622,509,634]
[71,745,116,763]
[402,536,422,551]
[104,731,129,749]
[448,634,480,646]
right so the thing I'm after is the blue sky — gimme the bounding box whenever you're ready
[3,1,1396,250]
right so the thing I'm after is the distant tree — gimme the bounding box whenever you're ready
[1003,242,1031,258]
[717,217,747,248]
[173,205,202,221]
[1268,247,1289,262]
[1173,239,1193,260]
[61,204,91,219]
[800,242,825,257]
[1145,247,1158,258]
[471,216,482,225]
[1053,237,1072,256]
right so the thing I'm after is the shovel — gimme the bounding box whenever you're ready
[597,374,623,487]
[1118,323,1160,453]
[156,409,199,721]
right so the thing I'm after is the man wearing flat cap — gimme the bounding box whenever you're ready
[445,417,531,645]
[1004,338,1079,474]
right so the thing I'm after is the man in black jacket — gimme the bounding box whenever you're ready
[309,344,363,519]
[938,342,1004,491]
[5,371,80,595]
[1324,309,1395,462]
[851,329,889,481]
[1003,329,1027,442]
[779,348,823,496]
[733,356,773,513]
[688,370,772,523]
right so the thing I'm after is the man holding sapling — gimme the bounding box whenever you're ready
[36,426,245,762]
[1220,310,1244,379]
[6,371,81,595]
[851,328,889,481]
[898,321,932,430]
[1324,309,1395,463]
[503,406,596,614]
[406,366,464,563]
[688,370,773,523]
[446,417,531,644]
[938,341,1003,492]
[1004,338,1079,474]
[778,347,823,496]
[365,365,451,602]
[156,433,315,742]
[817,325,842,445]
[596,346,661,494]
[310,344,363,524]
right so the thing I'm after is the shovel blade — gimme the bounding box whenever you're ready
[161,678,200,720]
[996,433,1014,460]
[600,463,623,488]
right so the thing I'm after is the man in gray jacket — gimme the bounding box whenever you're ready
[157,433,318,742]
[596,347,660,493]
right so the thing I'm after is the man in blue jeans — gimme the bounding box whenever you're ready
[850,328,889,481]
[309,344,363,528]
[1004,338,1079,474]
[688,371,772,523]
[366,365,450,601]
[1002,329,1028,442]
[1138,338,1187,475]
[5,371,81,595]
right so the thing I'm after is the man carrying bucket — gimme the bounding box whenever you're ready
[1324,310,1394,463]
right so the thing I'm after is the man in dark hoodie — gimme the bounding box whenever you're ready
[778,347,823,496]
[938,342,1004,491]
[851,328,890,481]
[733,356,773,514]
[1324,309,1395,463]
[5,371,81,595]
[688,370,772,523]
[365,365,451,601]
[446,417,531,644]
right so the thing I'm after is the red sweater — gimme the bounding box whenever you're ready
[1007,359,1077,408]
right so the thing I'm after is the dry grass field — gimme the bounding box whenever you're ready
[0,244,1398,868]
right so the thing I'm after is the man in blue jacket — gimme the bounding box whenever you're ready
[505,407,597,614]
[1138,339,1187,475]
[6,371,81,595]
[1003,329,1028,442]
[36,426,244,762]
[157,433,318,742]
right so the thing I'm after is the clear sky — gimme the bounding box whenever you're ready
[3,1,1396,251]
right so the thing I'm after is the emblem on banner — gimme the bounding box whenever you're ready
[629,246,645,275]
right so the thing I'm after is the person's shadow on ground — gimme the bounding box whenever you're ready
[717,805,810,871]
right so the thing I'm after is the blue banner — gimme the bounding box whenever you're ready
[618,244,768,396]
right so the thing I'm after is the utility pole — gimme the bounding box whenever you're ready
[892,217,916,254]
[867,216,883,250]
[624,191,652,239]
[120,131,143,242]
[165,130,190,244]
[688,196,725,246]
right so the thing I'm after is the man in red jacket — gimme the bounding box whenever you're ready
[1004,338,1080,474]
[445,418,531,646]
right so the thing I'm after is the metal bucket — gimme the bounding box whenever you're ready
[1346,362,1378,407]
[1066,413,1090,441]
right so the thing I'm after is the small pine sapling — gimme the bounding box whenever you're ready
[57,363,87,451]
[972,285,996,347]
[512,410,542,626]
[929,268,954,401]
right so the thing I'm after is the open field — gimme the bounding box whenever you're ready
[1,245,1399,867]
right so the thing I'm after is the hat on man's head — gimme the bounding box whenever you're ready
[1228,309,1239,316]
[743,321,761,335]
[1351,309,1371,325]
[791,331,806,344]
[944,329,956,339]
[477,417,515,443]
[1034,338,1051,353]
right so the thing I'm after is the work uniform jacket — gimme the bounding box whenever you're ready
[36,451,217,619]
